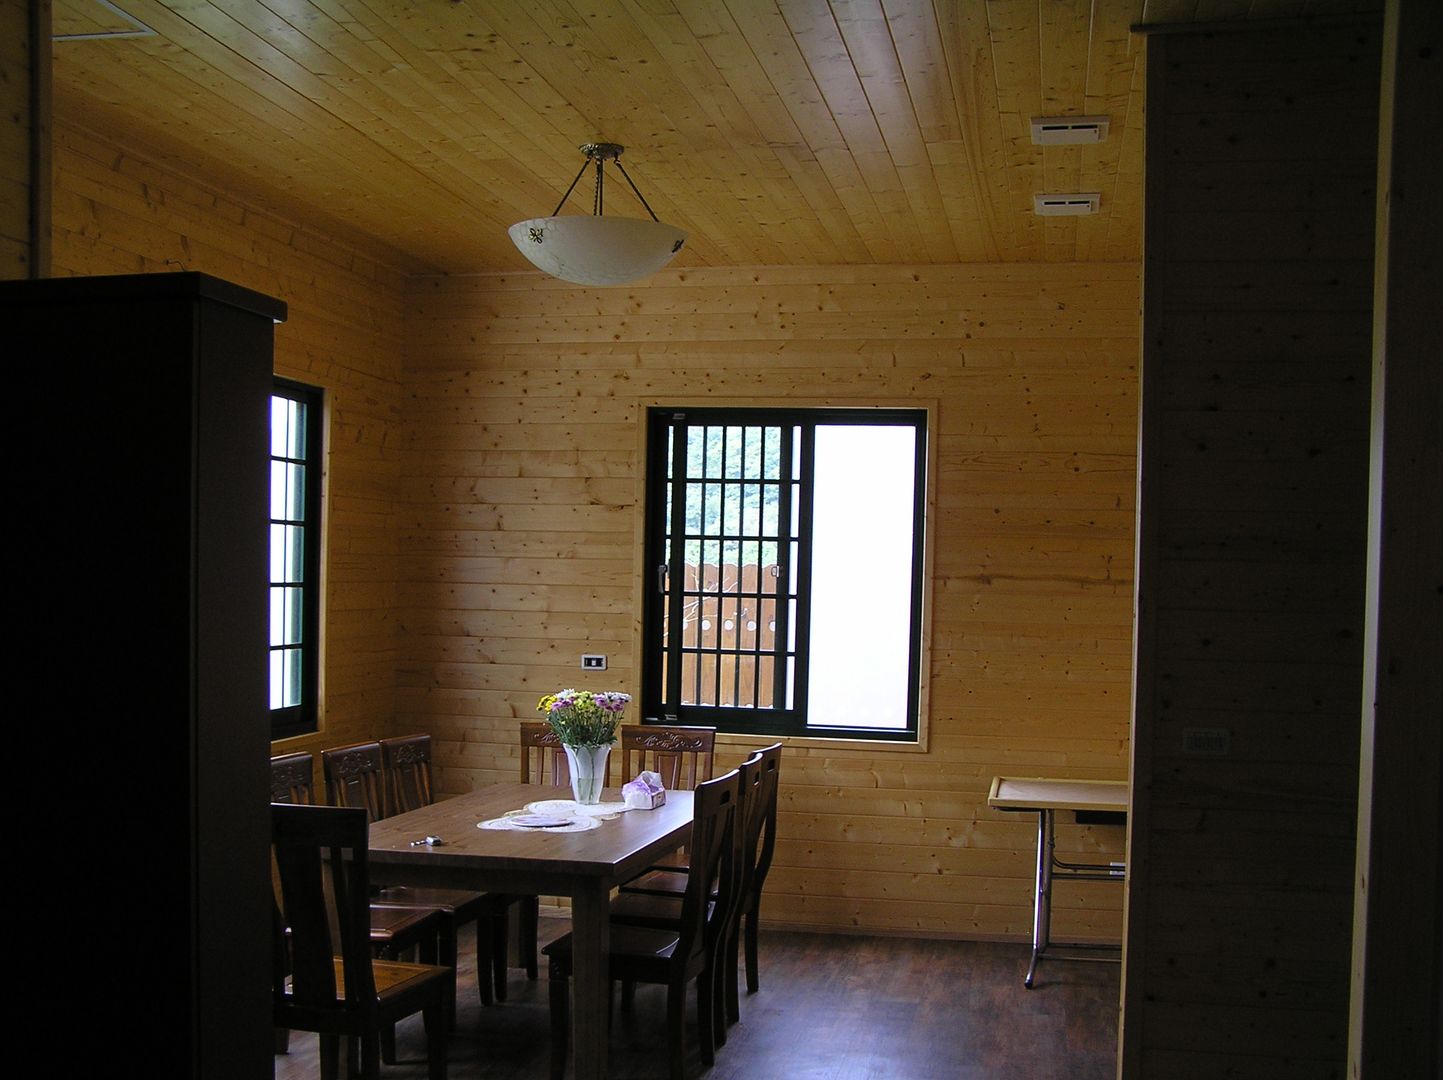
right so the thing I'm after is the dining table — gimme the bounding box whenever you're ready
[367,782,695,1080]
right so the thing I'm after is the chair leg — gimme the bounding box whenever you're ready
[744,908,761,994]
[712,950,728,1048]
[436,920,459,1024]
[360,1033,381,1080]
[274,1026,291,1054]
[725,919,741,1025]
[491,908,510,1002]
[548,954,570,1080]
[696,969,716,1069]
[423,997,448,1080]
[521,896,540,979]
[475,915,496,1007]
[319,1034,340,1080]
[667,979,688,1080]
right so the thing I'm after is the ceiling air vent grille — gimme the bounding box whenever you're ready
[1030,116,1111,145]
[1032,193,1100,217]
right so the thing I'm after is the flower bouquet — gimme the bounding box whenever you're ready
[536,689,630,803]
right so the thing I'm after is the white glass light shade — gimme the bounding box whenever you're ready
[508,215,687,286]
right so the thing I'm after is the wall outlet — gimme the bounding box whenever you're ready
[1182,726,1231,756]
[581,654,607,671]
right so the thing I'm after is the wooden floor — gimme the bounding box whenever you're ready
[274,918,1120,1080]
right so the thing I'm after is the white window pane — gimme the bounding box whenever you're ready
[806,425,917,729]
[269,650,285,709]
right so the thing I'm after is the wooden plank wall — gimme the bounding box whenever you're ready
[400,263,1140,941]
[1123,19,1381,1079]
[48,115,414,773]
[0,0,40,277]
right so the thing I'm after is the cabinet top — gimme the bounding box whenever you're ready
[1,272,287,323]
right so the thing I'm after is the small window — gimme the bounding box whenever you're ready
[642,407,927,741]
[270,379,323,739]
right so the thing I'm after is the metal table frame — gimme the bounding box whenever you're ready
[988,776,1127,988]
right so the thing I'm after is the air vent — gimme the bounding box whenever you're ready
[1030,116,1111,145]
[1033,193,1101,217]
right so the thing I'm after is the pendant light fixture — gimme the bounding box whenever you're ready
[508,143,687,287]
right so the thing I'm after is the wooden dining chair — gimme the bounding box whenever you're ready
[543,767,742,1080]
[272,750,445,965]
[323,739,508,1008]
[519,720,572,786]
[272,750,447,1066]
[608,746,780,1036]
[378,734,519,1001]
[619,724,716,791]
[271,750,316,804]
[728,743,781,1019]
[271,802,451,1080]
[512,719,614,981]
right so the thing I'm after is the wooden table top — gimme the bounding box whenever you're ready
[987,776,1129,814]
[367,782,694,884]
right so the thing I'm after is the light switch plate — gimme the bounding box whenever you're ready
[581,654,607,671]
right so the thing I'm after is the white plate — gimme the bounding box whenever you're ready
[509,814,574,828]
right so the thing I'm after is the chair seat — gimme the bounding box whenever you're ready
[619,868,694,898]
[542,923,680,966]
[368,902,446,958]
[376,883,503,921]
[370,959,454,1000]
[608,890,718,932]
[281,958,451,1001]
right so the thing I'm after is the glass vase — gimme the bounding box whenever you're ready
[563,742,612,805]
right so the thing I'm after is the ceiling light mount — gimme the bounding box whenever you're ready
[509,142,687,287]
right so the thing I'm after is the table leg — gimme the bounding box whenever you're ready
[1025,808,1054,989]
[569,880,613,1080]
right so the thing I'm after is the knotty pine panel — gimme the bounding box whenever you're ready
[400,261,1138,941]
[1125,19,1379,1079]
[49,115,413,764]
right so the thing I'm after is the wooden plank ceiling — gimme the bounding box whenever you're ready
[50,0,1376,276]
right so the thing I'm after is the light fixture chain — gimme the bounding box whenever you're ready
[550,156,592,218]
[612,159,661,223]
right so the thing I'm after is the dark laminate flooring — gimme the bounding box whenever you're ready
[274,918,1119,1080]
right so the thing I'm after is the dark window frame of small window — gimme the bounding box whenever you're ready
[641,406,928,742]
[270,377,323,740]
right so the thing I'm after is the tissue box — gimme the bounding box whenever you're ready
[624,787,666,810]
[622,771,666,810]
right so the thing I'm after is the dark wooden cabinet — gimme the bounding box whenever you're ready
[5,272,285,1078]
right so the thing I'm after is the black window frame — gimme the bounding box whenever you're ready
[269,377,323,740]
[642,406,927,742]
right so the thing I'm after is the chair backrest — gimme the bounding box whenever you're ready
[519,721,571,786]
[270,751,315,805]
[620,725,716,790]
[673,767,741,977]
[321,741,387,822]
[380,733,433,815]
[271,803,377,1021]
[742,743,782,905]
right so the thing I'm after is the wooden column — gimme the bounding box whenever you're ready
[0,0,49,278]
[1348,0,1443,1075]
[1125,18,1381,1078]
